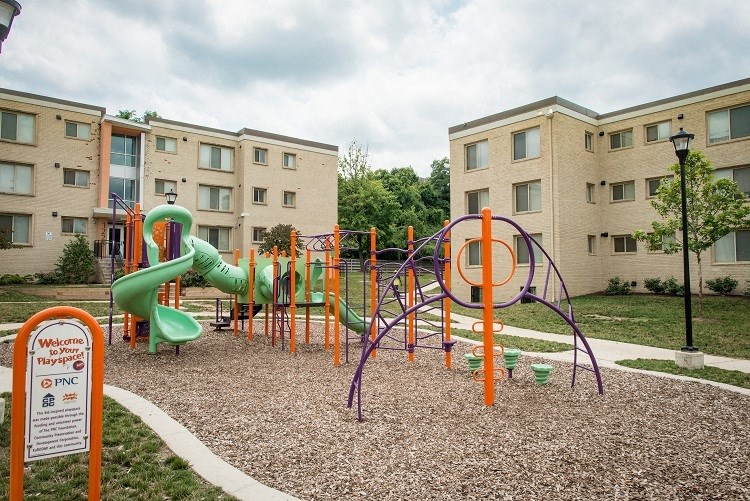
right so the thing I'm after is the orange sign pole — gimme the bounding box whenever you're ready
[443,220,452,369]
[369,227,377,358]
[480,208,495,406]
[10,306,104,500]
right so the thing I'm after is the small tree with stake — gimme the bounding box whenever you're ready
[258,224,305,257]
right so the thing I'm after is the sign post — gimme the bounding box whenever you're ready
[10,306,104,501]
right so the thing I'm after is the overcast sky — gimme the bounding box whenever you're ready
[1,0,748,176]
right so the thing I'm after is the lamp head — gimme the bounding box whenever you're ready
[165,190,177,205]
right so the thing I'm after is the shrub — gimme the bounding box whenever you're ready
[706,276,738,295]
[605,276,631,295]
[35,271,62,284]
[662,276,684,296]
[54,235,97,284]
[644,277,666,294]
[180,269,209,288]
[0,274,28,285]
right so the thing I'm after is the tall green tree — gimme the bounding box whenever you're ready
[633,150,750,312]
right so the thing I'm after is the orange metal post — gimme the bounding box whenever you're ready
[272,246,278,347]
[130,204,142,350]
[369,227,377,358]
[305,249,311,344]
[444,220,452,369]
[333,225,341,366]
[174,275,181,310]
[324,239,331,351]
[407,225,415,362]
[290,231,297,353]
[481,208,495,406]
[10,307,105,501]
[248,249,255,341]
[123,213,131,342]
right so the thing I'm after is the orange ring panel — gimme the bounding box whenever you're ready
[455,237,517,288]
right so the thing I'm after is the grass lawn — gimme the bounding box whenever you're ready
[0,393,237,500]
[449,328,572,353]
[616,359,750,389]
[452,294,750,360]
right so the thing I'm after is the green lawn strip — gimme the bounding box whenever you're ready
[450,328,572,353]
[0,288,49,302]
[0,393,238,500]
[451,294,750,359]
[0,302,122,323]
[615,359,750,389]
[0,329,17,338]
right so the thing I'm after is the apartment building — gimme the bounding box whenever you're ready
[0,88,338,278]
[449,78,750,302]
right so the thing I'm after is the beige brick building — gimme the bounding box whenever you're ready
[0,88,338,278]
[449,78,750,302]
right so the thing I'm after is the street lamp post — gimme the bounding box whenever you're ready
[669,127,697,352]
[0,0,21,53]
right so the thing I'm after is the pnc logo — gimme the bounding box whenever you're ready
[52,376,79,387]
[40,378,52,388]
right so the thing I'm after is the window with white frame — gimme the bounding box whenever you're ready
[252,226,266,243]
[613,235,637,253]
[514,180,541,213]
[254,147,268,164]
[65,121,91,140]
[646,175,673,197]
[609,129,633,150]
[0,110,35,144]
[611,181,635,202]
[645,121,671,143]
[283,191,296,207]
[513,127,541,161]
[253,187,267,204]
[63,169,89,188]
[0,213,31,244]
[108,177,137,209]
[0,163,33,195]
[155,179,176,195]
[199,143,233,171]
[585,132,593,152]
[467,240,481,266]
[198,185,231,211]
[587,235,596,255]
[515,234,543,265]
[110,133,139,167]
[466,140,488,170]
[283,153,296,169]
[61,217,87,235]
[156,136,177,153]
[714,166,750,198]
[707,104,750,143]
[586,183,596,203]
[198,226,231,252]
[714,230,750,262]
[466,189,489,215]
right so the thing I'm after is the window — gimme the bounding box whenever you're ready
[199,144,233,171]
[283,191,296,207]
[515,234,543,265]
[470,285,483,303]
[588,235,596,255]
[252,227,267,243]
[645,121,671,143]
[466,189,489,215]
[61,217,87,235]
[586,183,596,203]
[648,233,677,252]
[714,167,750,198]
[155,179,176,195]
[714,230,750,262]
[646,175,673,197]
[254,148,268,164]
[283,153,296,169]
[514,181,541,213]
[513,127,541,160]
[198,226,230,252]
[156,136,177,153]
[1,110,35,143]
[0,213,31,244]
[253,187,267,204]
[63,169,89,188]
[466,140,488,170]
[585,132,593,152]
[108,177,137,209]
[65,121,91,140]
[609,129,633,150]
[0,163,33,194]
[613,235,637,253]
[198,185,231,211]
[111,133,139,167]
[611,181,635,202]
[467,240,481,266]
[708,105,750,143]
